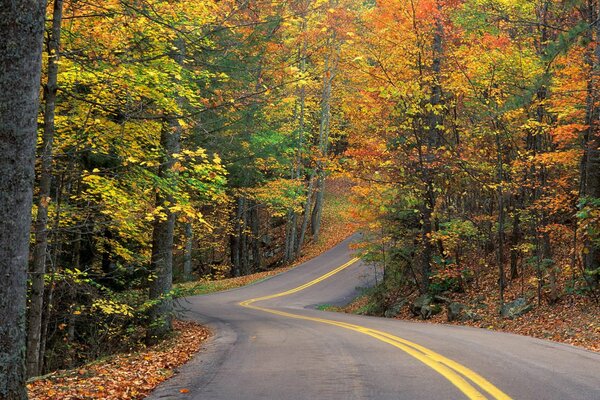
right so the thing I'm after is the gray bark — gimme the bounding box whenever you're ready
[0,0,46,398]
[419,6,444,293]
[294,10,310,258]
[230,197,242,277]
[27,0,63,378]
[495,131,506,305]
[510,210,520,280]
[311,175,325,240]
[182,222,193,281]
[38,174,62,375]
[296,175,314,257]
[251,201,261,269]
[147,39,184,344]
[284,210,297,263]
[311,30,338,241]
[147,121,180,344]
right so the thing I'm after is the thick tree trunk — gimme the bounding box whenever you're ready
[147,121,181,344]
[418,7,444,293]
[284,210,297,263]
[0,1,46,398]
[27,0,63,378]
[147,39,186,343]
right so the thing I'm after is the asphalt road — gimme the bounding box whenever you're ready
[148,235,600,400]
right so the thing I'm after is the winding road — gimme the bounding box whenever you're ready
[148,235,600,400]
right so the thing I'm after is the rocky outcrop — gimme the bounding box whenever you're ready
[500,298,533,319]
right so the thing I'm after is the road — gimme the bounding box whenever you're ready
[148,235,600,400]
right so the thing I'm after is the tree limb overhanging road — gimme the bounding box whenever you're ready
[148,236,600,400]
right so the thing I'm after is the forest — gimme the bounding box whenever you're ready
[0,0,599,399]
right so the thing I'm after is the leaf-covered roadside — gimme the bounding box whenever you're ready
[27,321,210,400]
[340,272,600,353]
[26,178,359,399]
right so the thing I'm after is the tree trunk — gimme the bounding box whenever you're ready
[147,38,186,343]
[311,30,338,241]
[510,209,520,280]
[419,6,444,293]
[421,200,434,292]
[582,0,600,286]
[495,131,506,305]
[147,121,181,344]
[250,201,261,270]
[311,175,325,240]
[39,174,62,375]
[240,197,249,275]
[0,1,46,398]
[284,210,297,263]
[296,174,314,257]
[534,2,558,302]
[27,0,63,378]
[182,222,193,281]
[230,196,245,276]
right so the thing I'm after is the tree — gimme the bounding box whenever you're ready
[341,0,598,312]
[0,0,47,398]
[581,0,600,286]
[27,0,64,377]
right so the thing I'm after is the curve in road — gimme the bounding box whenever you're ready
[148,235,600,400]
[240,257,510,400]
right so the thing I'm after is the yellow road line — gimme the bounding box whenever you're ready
[239,257,512,400]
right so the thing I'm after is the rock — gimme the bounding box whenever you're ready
[447,302,466,322]
[430,304,442,316]
[410,295,441,319]
[500,298,533,319]
[384,299,407,318]
[434,295,452,304]
[410,294,431,316]
[473,295,486,303]
[464,309,482,321]
[447,302,482,322]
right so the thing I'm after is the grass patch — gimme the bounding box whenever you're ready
[174,268,293,297]
[315,304,341,312]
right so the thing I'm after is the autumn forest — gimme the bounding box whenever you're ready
[1,0,599,398]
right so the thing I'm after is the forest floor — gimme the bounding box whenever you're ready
[339,268,600,353]
[27,321,210,400]
[28,177,360,400]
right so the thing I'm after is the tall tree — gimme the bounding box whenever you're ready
[27,0,64,378]
[0,0,47,398]
[147,38,185,343]
[581,0,600,286]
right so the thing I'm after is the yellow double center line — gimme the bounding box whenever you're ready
[239,258,512,400]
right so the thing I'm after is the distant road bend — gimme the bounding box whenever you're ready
[149,236,600,400]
